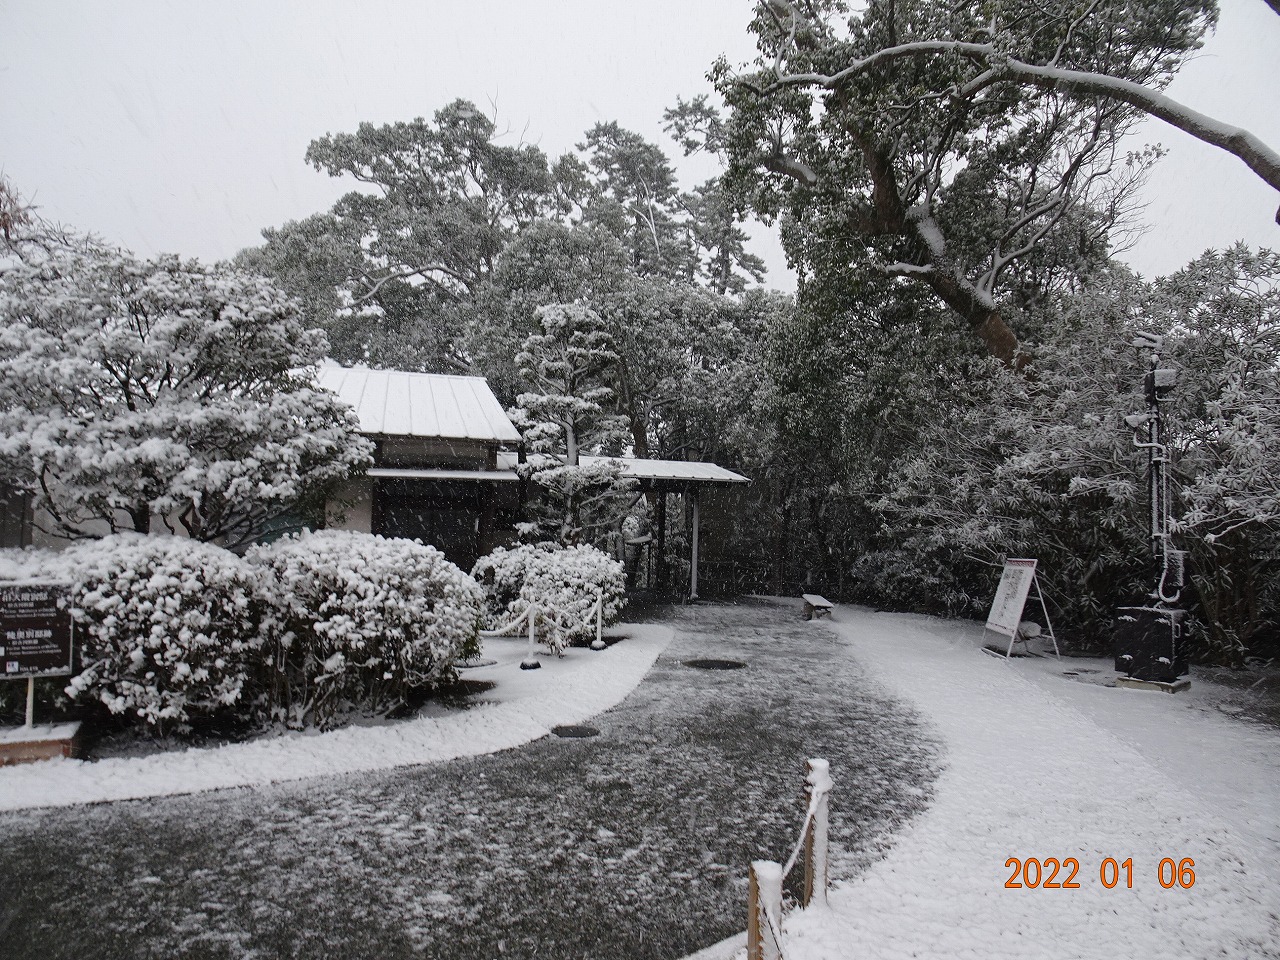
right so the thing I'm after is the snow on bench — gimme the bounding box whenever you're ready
[802,594,834,621]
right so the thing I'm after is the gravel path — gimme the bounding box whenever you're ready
[0,599,941,959]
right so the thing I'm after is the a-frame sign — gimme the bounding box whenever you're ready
[983,558,1060,660]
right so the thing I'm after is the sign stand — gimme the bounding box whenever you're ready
[983,559,1060,660]
[1,580,80,765]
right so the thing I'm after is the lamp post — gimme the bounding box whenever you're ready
[1114,333,1188,686]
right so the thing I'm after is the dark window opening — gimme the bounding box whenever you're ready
[372,479,519,571]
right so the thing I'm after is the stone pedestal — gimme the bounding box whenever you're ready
[1115,676,1191,695]
[0,722,81,765]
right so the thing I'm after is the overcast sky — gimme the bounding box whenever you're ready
[2,0,1277,289]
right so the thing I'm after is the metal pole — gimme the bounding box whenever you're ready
[690,486,700,601]
[655,490,667,591]
[25,676,35,729]
[1033,576,1061,660]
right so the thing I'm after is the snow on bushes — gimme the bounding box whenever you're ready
[472,543,625,653]
[56,534,264,733]
[247,530,484,729]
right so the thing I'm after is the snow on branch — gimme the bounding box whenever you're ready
[760,32,1280,223]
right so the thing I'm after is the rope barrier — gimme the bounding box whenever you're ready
[479,603,533,638]
[480,589,607,650]
[781,786,824,880]
[748,760,832,960]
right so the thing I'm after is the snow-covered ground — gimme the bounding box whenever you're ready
[766,608,1280,960]
[4,601,1277,959]
[0,623,671,811]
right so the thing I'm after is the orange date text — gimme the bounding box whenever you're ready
[1003,857,1195,889]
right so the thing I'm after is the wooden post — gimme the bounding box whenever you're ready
[748,859,783,960]
[25,676,35,729]
[804,758,832,907]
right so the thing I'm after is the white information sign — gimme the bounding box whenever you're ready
[986,559,1038,637]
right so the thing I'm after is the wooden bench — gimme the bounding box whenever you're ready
[802,594,834,621]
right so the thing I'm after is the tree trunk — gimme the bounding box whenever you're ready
[926,272,1025,368]
[128,504,151,534]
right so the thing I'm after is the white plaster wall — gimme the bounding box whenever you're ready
[325,478,373,533]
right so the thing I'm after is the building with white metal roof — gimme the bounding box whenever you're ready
[320,364,750,597]
[319,364,523,570]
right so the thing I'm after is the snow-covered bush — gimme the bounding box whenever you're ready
[247,530,484,729]
[53,535,264,733]
[472,543,625,653]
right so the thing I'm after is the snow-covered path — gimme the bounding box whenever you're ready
[780,608,1280,960]
[4,601,1275,959]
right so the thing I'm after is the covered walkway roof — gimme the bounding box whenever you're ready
[495,452,749,487]
[580,456,748,486]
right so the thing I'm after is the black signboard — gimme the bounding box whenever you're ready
[0,581,74,678]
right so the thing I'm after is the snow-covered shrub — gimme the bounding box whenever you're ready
[55,535,263,733]
[473,543,625,653]
[247,530,484,729]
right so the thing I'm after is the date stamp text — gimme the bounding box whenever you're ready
[1003,857,1196,889]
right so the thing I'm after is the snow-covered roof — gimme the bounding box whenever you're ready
[496,451,749,484]
[317,364,522,443]
[587,456,749,484]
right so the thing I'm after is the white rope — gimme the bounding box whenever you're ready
[479,603,533,638]
[762,904,791,960]
[483,591,609,660]
[481,591,604,643]
[780,787,824,880]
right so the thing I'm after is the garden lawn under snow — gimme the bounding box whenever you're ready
[767,607,1280,960]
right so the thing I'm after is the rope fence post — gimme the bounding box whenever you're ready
[590,588,606,650]
[748,859,783,960]
[803,758,832,907]
[520,602,540,670]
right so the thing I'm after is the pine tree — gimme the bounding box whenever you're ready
[510,303,635,546]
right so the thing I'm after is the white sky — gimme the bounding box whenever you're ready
[2,0,1277,289]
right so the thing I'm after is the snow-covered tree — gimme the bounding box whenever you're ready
[745,0,1280,224]
[0,176,33,246]
[472,543,626,654]
[510,303,635,546]
[687,0,1228,364]
[1156,246,1280,661]
[0,238,373,546]
[238,100,561,372]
